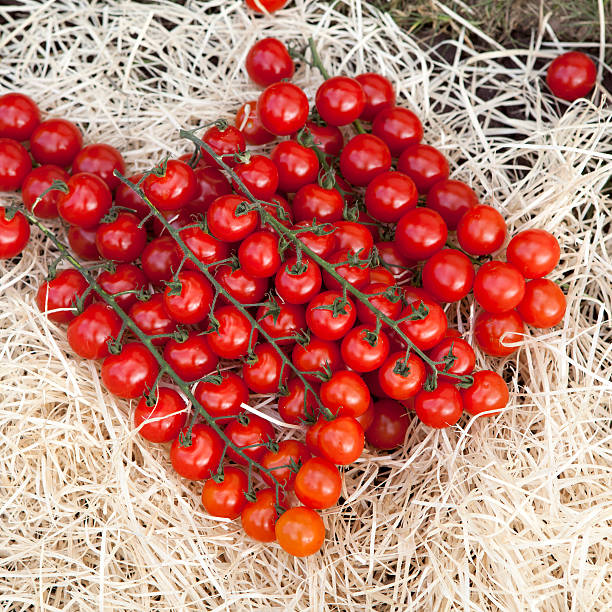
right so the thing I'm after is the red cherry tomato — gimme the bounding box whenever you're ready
[506,229,560,279]
[185,166,232,214]
[29,118,82,166]
[320,369,371,417]
[66,303,121,360]
[0,207,30,258]
[207,305,257,359]
[474,310,524,357]
[200,125,245,168]
[129,293,176,346]
[238,231,281,279]
[426,179,478,230]
[271,141,319,193]
[461,370,509,416]
[396,207,448,261]
[332,220,374,256]
[315,76,365,126]
[377,351,426,400]
[278,378,318,424]
[170,423,223,480]
[36,268,89,323]
[365,400,410,449]
[241,488,282,543]
[369,265,395,286]
[422,248,475,303]
[0,93,40,140]
[517,278,566,328]
[473,261,525,314]
[245,0,288,13]
[114,173,150,219]
[339,133,391,187]
[355,73,395,121]
[142,159,197,211]
[261,440,310,489]
[456,205,506,256]
[258,82,309,136]
[546,51,596,101]
[355,399,375,431]
[0,138,31,191]
[179,225,229,272]
[372,107,423,156]
[306,291,356,341]
[292,183,343,222]
[207,194,258,242]
[355,283,402,328]
[375,241,415,277]
[291,337,342,383]
[101,342,159,399]
[305,418,325,454]
[275,506,325,557]
[201,466,249,519]
[275,256,322,304]
[259,193,293,230]
[294,457,342,509]
[96,263,147,311]
[293,220,336,258]
[257,299,305,346]
[233,154,278,200]
[341,324,390,373]
[364,170,418,223]
[225,414,274,464]
[95,212,146,262]
[215,265,269,305]
[21,164,69,219]
[163,331,218,382]
[318,416,364,465]
[163,270,213,325]
[57,172,112,228]
[299,121,344,156]
[414,382,463,428]
[134,387,187,443]
[194,372,249,423]
[68,225,100,261]
[141,236,181,285]
[397,144,449,193]
[71,143,126,191]
[397,287,448,351]
[426,337,476,381]
[246,37,294,87]
[243,342,288,394]
[235,100,275,146]
[322,248,370,291]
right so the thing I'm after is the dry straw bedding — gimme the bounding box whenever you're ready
[0,1,611,610]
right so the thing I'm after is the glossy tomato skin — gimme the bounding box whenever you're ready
[245,0,288,13]
[293,220,336,259]
[473,261,525,314]
[0,93,40,140]
[341,324,390,372]
[164,331,218,382]
[96,263,147,311]
[397,144,449,193]
[133,387,187,443]
[332,221,374,256]
[36,268,89,323]
[271,141,319,193]
[396,207,448,261]
[294,457,342,510]
[320,369,371,418]
[225,414,274,465]
[68,225,100,261]
[95,212,147,262]
[260,440,310,489]
[29,118,82,166]
[369,265,395,286]
[378,351,426,400]
[397,288,448,351]
[292,184,343,223]
[57,172,112,228]
[188,165,233,214]
[21,164,69,219]
[426,179,478,230]
[517,278,566,328]
[427,337,475,381]
[355,283,402,328]
[306,291,356,341]
[67,303,121,360]
[299,121,344,156]
[101,342,159,399]
[200,125,245,168]
[246,37,294,87]
[234,154,278,200]
[275,257,322,305]
[114,173,150,219]
[474,310,524,357]
[241,489,282,543]
[0,208,30,258]
[546,51,596,101]
[238,231,281,279]
[142,159,197,211]
[170,424,224,480]
[0,138,31,191]
[456,205,506,256]
[207,306,257,359]
[257,299,305,346]
[179,226,229,272]
[422,248,475,303]
[258,82,309,136]
[275,507,325,557]
[278,377,318,424]
[72,143,126,191]
[129,293,176,346]
[207,194,258,242]
[506,229,560,279]
[372,107,423,156]
[461,370,509,416]
[194,372,248,422]
[376,241,414,277]
[365,400,410,449]
[201,467,249,519]
[315,76,365,126]
[318,416,364,465]
[236,100,275,146]
[305,418,326,454]
[322,248,370,291]
[355,73,395,121]
[364,170,418,223]
[243,342,288,394]
[339,134,391,187]
[163,270,213,325]
[291,337,342,383]
[414,382,463,428]
[141,236,181,285]
[215,265,269,306]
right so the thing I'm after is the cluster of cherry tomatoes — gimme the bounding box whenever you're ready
[0,38,586,558]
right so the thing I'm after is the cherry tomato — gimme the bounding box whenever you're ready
[200,125,245,168]
[163,331,217,382]
[170,423,223,480]
[473,261,525,313]
[365,399,410,449]
[396,207,447,261]
[293,220,336,258]
[474,310,524,357]
[372,107,423,156]
[275,506,324,557]
[238,231,281,279]
[225,414,274,464]
[355,73,395,121]
[397,144,449,193]
[194,372,249,422]
[245,0,288,13]
[291,337,342,383]
[461,370,509,416]
[375,241,414,276]
[332,220,374,256]
[71,143,125,191]
[0,93,39,140]
[397,288,448,351]
[207,194,258,242]
[241,488,282,543]
[94,212,146,262]
[68,225,100,261]
[292,183,343,222]
[546,51,596,101]
[369,265,395,285]
[134,387,187,443]
[0,138,31,191]
[257,299,305,346]
[278,378,318,424]
[96,263,147,311]
[141,236,181,285]
[114,173,150,218]
[275,257,322,304]
[339,133,391,187]
[506,229,560,279]
[129,293,176,346]
[163,270,213,325]
[207,305,257,359]
[456,204,506,256]
[233,154,278,200]
[294,457,341,509]
[21,164,69,219]
[260,440,310,489]
[320,369,370,417]
[517,278,566,328]
[246,37,294,87]
[66,303,121,360]
[179,225,229,272]
[355,399,375,431]
[259,193,293,230]
[271,141,319,193]
[377,351,426,400]
[243,342,288,394]
[142,159,197,211]
[201,466,248,519]
[426,179,478,230]
[235,100,275,146]
[341,324,390,373]
[364,170,417,223]
[258,82,309,136]
[57,172,112,228]
[318,416,364,465]
[215,265,269,306]
[29,118,82,166]
[306,291,356,340]
[422,248,475,302]
[315,76,365,126]
[101,341,159,399]
[36,269,89,323]
[322,248,370,291]
[305,418,325,454]
[355,283,402,327]
[0,208,30,259]
[426,337,475,381]
[298,121,344,157]
[414,382,463,428]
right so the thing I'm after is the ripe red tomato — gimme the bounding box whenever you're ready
[225,414,274,464]
[21,164,69,219]
[200,125,245,168]
[426,179,478,230]
[215,265,269,305]
[141,236,181,285]
[364,170,418,223]
[294,457,342,509]
[398,287,448,351]
[306,291,356,340]
[278,377,318,424]
[184,166,232,216]
[332,220,374,256]
[375,241,414,276]
[355,73,395,121]
[292,220,336,258]
[129,293,176,346]
[318,416,364,465]
[299,121,344,156]
[114,173,150,218]
[473,261,525,314]
[72,143,126,191]
[57,172,112,228]
[322,248,370,291]
[397,144,449,193]
[292,183,343,223]
[315,76,365,126]
[68,225,100,261]
[142,159,197,211]
[305,418,325,454]
[0,93,40,140]
[427,337,475,381]
[241,488,282,543]
[275,507,325,557]
[235,100,275,146]
[474,310,524,356]
[207,305,257,359]
[546,51,596,101]
[133,387,187,443]
[365,400,410,449]
[341,324,390,372]
[194,371,248,422]
[201,466,248,519]
[0,138,31,191]
[291,337,342,383]
[245,0,288,13]
[506,229,560,279]
[170,423,224,480]
[339,133,391,186]
[95,212,146,262]
[29,118,82,166]
[372,107,423,156]
[179,226,229,272]
[320,369,371,417]
[377,351,426,400]
[260,440,310,488]
[163,270,213,325]
[36,269,89,323]
[245,37,294,87]
[243,342,288,394]
[517,278,566,328]
[258,82,309,136]
[396,207,448,261]
[164,331,218,382]
[0,207,30,259]
[207,194,258,242]
[238,231,281,279]
[234,154,278,200]
[96,263,146,311]
[101,342,159,399]
[355,399,375,431]
[67,303,121,360]
[257,299,305,346]
[369,265,395,286]
[422,248,475,302]
[456,205,506,256]
[259,193,293,230]
[414,382,463,428]
[275,257,322,304]
[270,141,319,193]
[355,283,402,328]
[461,370,509,416]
